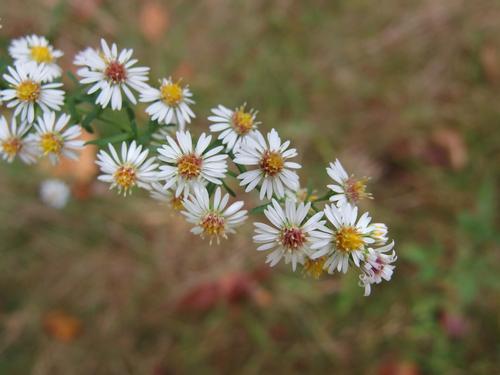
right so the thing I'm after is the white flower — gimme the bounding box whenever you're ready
[326,159,372,206]
[40,179,70,209]
[96,140,159,196]
[311,203,375,274]
[140,77,195,130]
[156,130,228,197]
[208,103,260,152]
[0,116,37,164]
[234,129,300,200]
[359,242,397,296]
[368,223,388,246]
[253,199,326,271]
[32,112,84,164]
[76,39,150,110]
[150,125,175,148]
[182,186,247,244]
[73,47,99,67]
[1,64,65,123]
[9,34,63,81]
[148,181,185,211]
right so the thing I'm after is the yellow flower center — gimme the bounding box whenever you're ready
[30,45,53,63]
[280,226,306,251]
[345,177,372,204]
[160,82,183,106]
[113,165,137,191]
[2,138,23,158]
[17,80,41,102]
[303,256,326,279]
[200,212,225,237]
[177,153,202,179]
[232,110,254,135]
[335,227,363,253]
[260,151,284,176]
[170,196,184,211]
[40,133,63,155]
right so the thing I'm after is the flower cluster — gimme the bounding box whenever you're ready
[0,35,396,296]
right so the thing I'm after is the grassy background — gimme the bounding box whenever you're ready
[0,0,499,373]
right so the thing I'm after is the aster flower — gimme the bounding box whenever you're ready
[39,178,70,209]
[368,223,389,246]
[32,112,84,164]
[9,34,63,81]
[359,242,397,296]
[310,203,375,274]
[156,130,228,197]
[140,77,195,130]
[76,39,150,110]
[182,186,247,244]
[326,159,372,207]
[253,199,326,271]
[148,181,185,211]
[208,103,260,152]
[1,64,65,123]
[73,47,99,67]
[96,141,159,196]
[234,129,301,200]
[0,116,37,164]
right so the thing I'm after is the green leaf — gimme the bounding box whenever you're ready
[86,132,132,146]
[250,203,271,215]
[81,106,102,133]
[221,180,236,197]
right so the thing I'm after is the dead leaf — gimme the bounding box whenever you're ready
[480,44,500,84]
[378,360,420,375]
[176,282,220,313]
[139,1,170,42]
[43,310,82,342]
[427,128,468,170]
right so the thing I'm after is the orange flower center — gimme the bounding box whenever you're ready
[303,256,327,279]
[200,212,225,237]
[345,177,371,204]
[2,138,23,158]
[170,196,184,211]
[114,165,137,191]
[177,153,202,179]
[260,151,284,176]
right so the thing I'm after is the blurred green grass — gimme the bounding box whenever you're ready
[0,0,499,373]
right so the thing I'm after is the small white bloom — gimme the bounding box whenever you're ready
[9,34,63,81]
[0,116,37,164]
[40,178,70,209]
[150,125,175,148]
[96,140,159,196]
[140,77,195,130]
[156,130,228,197]
[253,199,326,271]
[32,112,84,164]
[368,222,388,246]
[208,103,260,152]
[76,39,150,110]
[182,186,247,244]
[311,203,375,274]
[358,242,397,296]
[234,129,300,200]
[1,64,65,123]
[148,182,185,211]
[326,159,372,206]
[73,47,99,67]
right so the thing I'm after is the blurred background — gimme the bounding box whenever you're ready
[0,0,499,373]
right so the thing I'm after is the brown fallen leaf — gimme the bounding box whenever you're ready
[139,1,170,42]
[43,310,83,343]
[378,359,420,375]
[426,128,468,170]
[480,44,500,85]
